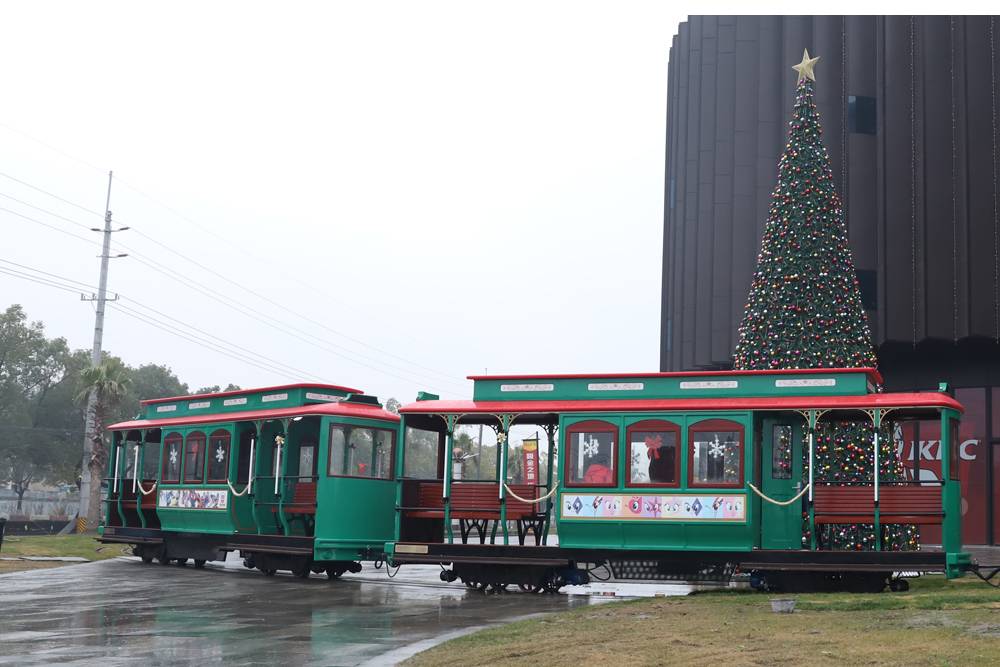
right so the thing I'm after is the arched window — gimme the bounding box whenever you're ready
[184,431,207,483]
[688,419,744,488]
[564,420,618,487]
[626,419,681,488]
[162,433,183,483]
[207,429,231,484]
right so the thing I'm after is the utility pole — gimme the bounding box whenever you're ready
[77,171,128,532]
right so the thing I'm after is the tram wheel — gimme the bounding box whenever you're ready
[489,583,509,592]
[518,582,542,593]
[175,558,189,566]
[889,578,910,592]
[141,556,154,564]
[158,555,171,565]
[194,560,206,568]
[292,559,312,579]
[464,581,488,591]
[263,569,277,576]
[327,568,343,580]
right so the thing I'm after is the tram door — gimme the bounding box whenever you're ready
[759,419,803,549]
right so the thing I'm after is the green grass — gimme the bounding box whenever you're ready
[0,534,125,561]
[404,574,1000,667]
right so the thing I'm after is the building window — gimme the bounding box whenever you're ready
[162,434,182,483]
[183,431,206,483]
[856,269,877,310]
[689,419,744,488]
[849,95,877,135]
[626,420,680,487]
[565,420,618,487]
[207,430,231,483]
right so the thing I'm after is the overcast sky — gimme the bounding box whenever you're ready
[0,2,938,444]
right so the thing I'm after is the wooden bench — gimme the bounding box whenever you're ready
[813,485,944,525]
[402,482,545,544]
[878,486,944,524]
[271,482,317,535]
[813,486,875,524]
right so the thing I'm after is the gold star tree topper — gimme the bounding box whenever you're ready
[792,48,820,82]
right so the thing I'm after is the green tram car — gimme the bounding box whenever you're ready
[389,367,971,593]
[99,383,400,577]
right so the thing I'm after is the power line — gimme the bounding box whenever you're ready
[0,203,106,249]
[107,242,471,391]
[126,226,461,381]
[0,258,100,290]
[0,170,104,218]
[0,121,107,175]
[0,170,471,388]
[0,121,470,365]
[107,303,320,383]
[114,300,328,383]
[0,260,325,383]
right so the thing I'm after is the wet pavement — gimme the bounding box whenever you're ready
[0,555,687,666]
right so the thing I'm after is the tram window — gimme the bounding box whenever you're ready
[328,425,396,479]
[207,430,231,483]
[565,420,618,487]
[373,430,393,479]
[771,425,793,479]
[184,431,207,483]
[121,439,137,480]
[143,442,161,480]
[162,434,182,483]
[689,420,743,488]
[626,420,679,487]
[236,431,254,484]
[949,419,960,481]
[403,427,440,479]
[298,436,317,481]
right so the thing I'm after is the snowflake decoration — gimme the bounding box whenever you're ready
[215,446,226,462]
[169,446,178,465]
[302,449,313,466]
[708,436,724,459]
[582,436,601,459]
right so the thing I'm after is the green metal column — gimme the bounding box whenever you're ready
[807,411,817,551]
[275,420,292,535]
[873,409,882,552]
[135,431,147,528]
[393,418,406,543]
[499,415,511,546]
[250,421,265,535]
[541,423,557,545]
[112,433,127,527]
[443,415,455,544]
[941,409,963,558]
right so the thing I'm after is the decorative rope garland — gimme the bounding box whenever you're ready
[137,480,157,496]
[746,482,811,506]
[503,484,558,504]
[227,479,253,497]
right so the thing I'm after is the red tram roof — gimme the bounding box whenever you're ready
[399,392,963,417]
[110,401,399,431]
[140,382,362,405]
[466,367,884,384]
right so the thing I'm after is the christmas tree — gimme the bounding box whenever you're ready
[732,50,915,551]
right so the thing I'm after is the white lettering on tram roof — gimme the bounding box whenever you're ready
[500,384,554,392]
[156,405,177,412]
[223,397,248,406]
[305,392,344,402]
[679,381,738,389]
[588,383,644,391]
[189,401,211,409]
[262,393,288,402]
[775,378,836,387]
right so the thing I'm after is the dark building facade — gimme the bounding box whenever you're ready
[660,16,1000,543]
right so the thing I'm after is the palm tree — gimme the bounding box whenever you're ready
[75,359,131,534]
